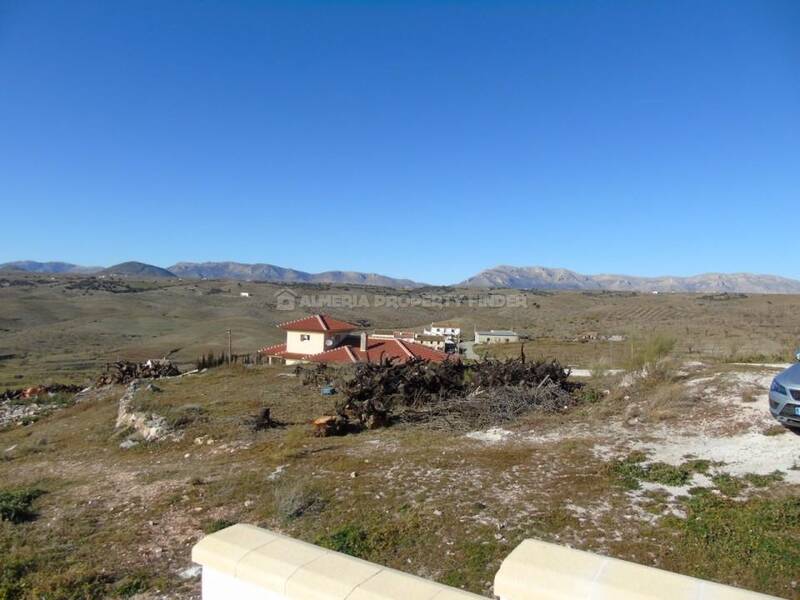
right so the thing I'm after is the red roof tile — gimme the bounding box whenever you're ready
[277,314,359,333]
[257,343,309,360]
[305,337,452,364]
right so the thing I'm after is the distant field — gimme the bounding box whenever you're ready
[1,273,800,387]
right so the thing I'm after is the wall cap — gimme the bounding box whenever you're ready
[192,524,485,599]
[494,539,779,600]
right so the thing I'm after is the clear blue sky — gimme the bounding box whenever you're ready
[1,1,798,284]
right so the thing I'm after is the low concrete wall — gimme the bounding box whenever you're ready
[494,539,777,600]
[192,524,778,600]
[192,524,483,599]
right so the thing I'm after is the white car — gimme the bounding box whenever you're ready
[769,362,800,428]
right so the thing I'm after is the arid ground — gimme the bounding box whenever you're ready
[1,274,799,599]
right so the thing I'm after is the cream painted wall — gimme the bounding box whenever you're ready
[285,331,347,355]
[285,331,326,354]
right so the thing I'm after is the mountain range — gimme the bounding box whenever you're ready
[0,260,101,274]
[167,262,421,287]
[4,260,800,294]
[0,260,421,287]
[458,265,800,294]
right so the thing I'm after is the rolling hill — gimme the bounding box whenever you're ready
[100,262,176,279]
[459,265,800,294]
[167,261,423,287]
[0,261,100,274]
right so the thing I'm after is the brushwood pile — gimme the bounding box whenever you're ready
[298,358,577,432]
[95,360,181,386]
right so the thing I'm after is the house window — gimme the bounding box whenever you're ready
[300,334,310,341]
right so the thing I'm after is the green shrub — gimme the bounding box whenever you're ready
[743,471,784,488]
[113,572,149,598]
[667,494,800,595]
[645,462,692,486]
[577,385,604,404]
[0,488,44,523]
[0,555,35,600]
[317,525,371,558]
[681,459,712,474]
[625,334,676,372]
[440,538,503,591]
[609,455,648,490]
[609,455,707,489]
[712,473,746,497]
[28,567,114,599]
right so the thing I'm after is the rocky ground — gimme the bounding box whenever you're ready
[1,362,799,599]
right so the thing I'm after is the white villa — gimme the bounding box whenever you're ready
[259,314,450,365]
[259,314,358,365]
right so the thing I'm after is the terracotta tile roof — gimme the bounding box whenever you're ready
[416,334,447,342]
[305,337,452,364]
[277,314,359,333]
[257,343,309,360]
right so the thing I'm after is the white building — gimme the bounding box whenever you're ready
[474,329,520,344]
[259,315,450,365]
[259,314,358,365]
[423,321,461,341]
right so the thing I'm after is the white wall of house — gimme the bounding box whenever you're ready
[285,331,347,355]
[285,331,326,354]
[418,339,445,351]
[427,326,460,336]
[475,332,519,344]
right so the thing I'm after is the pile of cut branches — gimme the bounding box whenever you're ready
[335,359,467,406]
[318,357,574,431]
[95,360,180,386]
[469,358,570,389]
[1,384,83,402]
[409,384,575,431]
[295,363,332,386]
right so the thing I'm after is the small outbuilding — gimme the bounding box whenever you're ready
[474,329,520,344]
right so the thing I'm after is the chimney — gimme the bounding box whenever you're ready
[360,332,368,352]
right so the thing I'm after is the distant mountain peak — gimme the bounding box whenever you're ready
[458,265,800,294]
[100,262,176,278]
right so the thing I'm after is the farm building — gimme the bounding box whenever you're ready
[415,334,458,353]
[368,329,416,342]
[474,329,520,344]
[259,314,450,365]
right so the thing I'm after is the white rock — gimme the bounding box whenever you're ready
[179,565,202,580]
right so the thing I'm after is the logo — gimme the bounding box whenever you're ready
[274,288,299,311]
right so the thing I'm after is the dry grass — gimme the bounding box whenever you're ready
[1,365,798,597]
[3,276,800,598]
[3,273,800,388]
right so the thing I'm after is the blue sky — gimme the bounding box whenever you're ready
[1,1,798,284]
